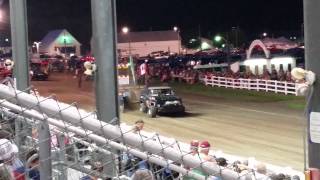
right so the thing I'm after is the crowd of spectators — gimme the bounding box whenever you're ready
[199,68,293,82]
[0,114,304,180]
[117,120,302,180]
[137,61,294,87]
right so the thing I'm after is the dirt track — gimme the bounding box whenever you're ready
[32,73,305,171]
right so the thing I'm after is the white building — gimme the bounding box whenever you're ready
[117,30,181,57]
[39,29,81,56]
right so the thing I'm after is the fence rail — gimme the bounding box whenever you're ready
[200,75,298,95]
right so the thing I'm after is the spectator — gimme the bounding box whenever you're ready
[190,140,199,156]
[0,139,25,180]
[131,168,155,180]
[216,157,228,167]
[81,161,104,180]
[199,141,216,162]
[270,69,278,81]
[250,163,271,180]
[132,120,144,134]
[26,149,40,180]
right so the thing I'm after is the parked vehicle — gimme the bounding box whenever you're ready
[139,86,185,118]
[30,62,49,81]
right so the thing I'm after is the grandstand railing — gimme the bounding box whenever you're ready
[200,75,298,95]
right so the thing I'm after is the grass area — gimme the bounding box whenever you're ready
[287,102,306,110]
[169,82,305,106]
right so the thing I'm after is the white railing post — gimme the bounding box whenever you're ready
[232,79,235,89]
[256,79,259,91]
[266,80,268,92]
[218,77,221,87]
[284,81,288,95]
[248,79,251,90]
[275,81,278,93]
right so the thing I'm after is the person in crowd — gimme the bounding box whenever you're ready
[190,140,199,156]
[216,157,228,167]
[76,60,85,88]
[132,120,144,134]
[278,69,286,81]
[248,163,271,180]
[131,168,155,180]
[199,140,216,162]
[26,149,40,180]
[0,139,25,180]
[270,69,278,81]
[81,161,104,180]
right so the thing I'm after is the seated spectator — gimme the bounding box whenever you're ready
[131,168,155,180]
[190,140,199,156]
[216,157,228,167]
[199,141,215,162]
[132,120,144,134]
[26,149,40,180]
[81,161,104,180]
[0,139,25,180]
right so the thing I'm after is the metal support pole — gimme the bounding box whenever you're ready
[304,0,320,169]
[91,0,119,177]
[9,0,30,157]
[38,120,52,180]
[91,0,119,124]
[57,134,67,180]
[9,0,30,90]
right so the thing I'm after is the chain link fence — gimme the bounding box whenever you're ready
[0,84,302,180]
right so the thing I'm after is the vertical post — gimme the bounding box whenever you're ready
[57,134,67,180]
[91,0,119,124]
[9,0,30,90]
[304,0,320,169]
[38,121,52,180]
[9,0,31,161]
[91,0,119,177]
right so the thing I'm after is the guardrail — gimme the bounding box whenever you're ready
[200,75,298,95]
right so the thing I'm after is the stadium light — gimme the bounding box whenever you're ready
[173,26,178,32]
[122,26,129,34]
[263,32,268,37]
[214,35,223,42]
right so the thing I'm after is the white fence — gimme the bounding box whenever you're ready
[200,76,298,95]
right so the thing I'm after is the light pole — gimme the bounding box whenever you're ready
[122,26,136,85]
[122,27,131,56]
[215,35,230,65]
[173,26,181,54]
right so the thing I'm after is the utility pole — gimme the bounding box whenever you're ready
[303,0,320,169]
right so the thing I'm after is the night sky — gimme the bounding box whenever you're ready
[0,0,303,49]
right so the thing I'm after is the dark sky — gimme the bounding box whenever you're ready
[1,0,303,48]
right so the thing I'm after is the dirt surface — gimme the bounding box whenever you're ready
[32,73,305,171]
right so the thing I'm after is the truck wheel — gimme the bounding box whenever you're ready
[148,107,157,118]
[139,103,147,113]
